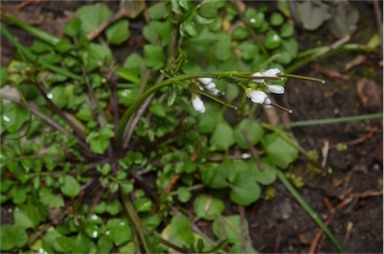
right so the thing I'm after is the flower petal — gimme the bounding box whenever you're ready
[198,77,213,86]
[192,95,206,113]
[252,72,264,83]
[249,90,267,104]
[267,84,285,94]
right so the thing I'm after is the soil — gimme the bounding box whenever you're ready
[1,1,382,253]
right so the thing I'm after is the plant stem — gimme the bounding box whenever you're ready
[285,113,383,128]
[121,190,150,253]
[277,170,344,253]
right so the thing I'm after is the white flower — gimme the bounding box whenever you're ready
[252,72,264,83]
[199,77,221,96]
[263,68,281,77]
[252,68,282,83]
[267,84,285,94]
[198,77,212,86]
[191,95,206,113]
[264,97,272,107]
[248,90,268,104]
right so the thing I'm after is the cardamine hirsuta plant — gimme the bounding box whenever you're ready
[116,68,324,148]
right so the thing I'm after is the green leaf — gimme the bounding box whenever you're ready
[280,23,294,38]
[270,12,285,26]
[248,159,277,185]
[107,220,132,246]
[121,182,133,194]
[119,241,137,253]
[106,20,130,45]
[198,111,223,134]
[63,18,81,37]
[1,103,29,133]
[52,236,74,252]
[134,197,152,213]
[238,41,259,61]
[230,241,257,253]
[214,33,231,60]
[73,233,93,253]
[230,171,261,206]
[9,186,27,204]
[55,39,73,53]
[0,225,28,251]
[97,236,113,253]
[234,119,264,149]
[210,122,235,151]
[106,200,122,215]
[193,194,225,220]
[144,45,165,70]
[232,26,248,40]
[262,133,298,169]
[123,53,144,77]
[39,188,64,208]
[148,2,168,20]
[264,30,282,49]
[212,215,245,244]
[14,203,47,229]
[47,86,67,109]
[177,187,192,203]
[76,3,112,35]
[60,175,81,198]
[200,161,230,189]
[153,21,173,46]
[161,215,194,248]
[86,124,114,154]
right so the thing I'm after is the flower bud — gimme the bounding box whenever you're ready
[191,95,206,113]
[267,84,285,94]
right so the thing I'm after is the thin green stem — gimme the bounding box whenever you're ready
[121,190,150,253]
[1,13,61,45]
[277,170,344,253]
[280,73,325,84]
[285,113,383,128]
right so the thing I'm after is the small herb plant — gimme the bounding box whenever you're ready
[1,1,344,253]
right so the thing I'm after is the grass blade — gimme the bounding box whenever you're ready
[277,170,344,253]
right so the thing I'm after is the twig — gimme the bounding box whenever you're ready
[242,130,264,172]
[238,206,247,254]
[87,8,128,41]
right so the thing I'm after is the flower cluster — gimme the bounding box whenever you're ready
[191,77,221,113]
[190,68,287,113]
[247,68,285,107]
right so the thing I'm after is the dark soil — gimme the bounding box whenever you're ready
[1,1,382,253]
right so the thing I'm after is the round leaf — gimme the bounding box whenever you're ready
[2,103,29,133]
[212,215,245,244]
[262,133,299,169]
[60,175,81,198]
[0,225,28,251]
[264,31,282,49]
[270,12,285,26]
[230,171,261,206]
[144,45,165,70]
[193,194,225,220]
[210,122,235,151]
[234,119,264,149]
[76,3,112,35]
[177,187,192,203]
[248,159,277,185]
[106,20,130,45]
